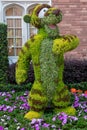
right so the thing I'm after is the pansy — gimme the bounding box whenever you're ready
[0,126,4,130]
[84,116,87,119]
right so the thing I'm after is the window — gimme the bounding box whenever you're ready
[5,5,23,56]
[3,1,51,64]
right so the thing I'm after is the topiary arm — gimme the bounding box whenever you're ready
[16,40,31,84]
[52,35,79,55]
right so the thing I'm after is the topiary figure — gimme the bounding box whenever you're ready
[16,4,79,120]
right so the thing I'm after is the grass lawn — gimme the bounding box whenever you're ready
[0,84,87,130]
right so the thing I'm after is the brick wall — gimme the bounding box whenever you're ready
[52,0,87,60]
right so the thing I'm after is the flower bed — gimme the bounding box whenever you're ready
[0,88,87,130]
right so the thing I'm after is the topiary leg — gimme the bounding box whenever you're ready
[24,81,48,120]
[52,82,76,115]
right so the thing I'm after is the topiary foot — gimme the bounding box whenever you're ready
[24,111,43,120]
[54,106,76,116]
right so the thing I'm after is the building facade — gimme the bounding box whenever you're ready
[0,0,87,63]
[0,0,51,63]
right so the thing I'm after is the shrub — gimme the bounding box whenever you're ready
[0,23,9,86]
[7,59,87,86]
[7,63,16,84]
[64,59,87,84]
[0,82,32,92]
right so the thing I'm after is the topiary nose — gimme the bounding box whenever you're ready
[53,9,61,16]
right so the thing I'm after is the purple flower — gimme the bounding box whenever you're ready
[20,128,25,130]
[84,94,87,98]
[0,105,4,110]
[5,98,9,101]
[51,124,56,128]
[0,126,4,130]
[3,107,7,111]
[62,118,67,125]
[69,116,78,121]
[52,116,56,121]
[58,112,67,121]
[11,90,15,93]
[2,92,6,96]
[7,94,12,98]
[42,123,50,128]
[31,119,37,125]
[20,103,30,110]
[14,118,18,123]
[84,109,87,113]
[7,116,11,120]
[16,97,19,100]
[80,104,86,109]
[73,101,79,108]
[35,124,40,130]
[8,107,14,112]
[84,116,87,119]
[0,92,2,96]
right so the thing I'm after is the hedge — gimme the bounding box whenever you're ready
[64,59,87,84]
[0,23,9,86]
[7,59,87,85]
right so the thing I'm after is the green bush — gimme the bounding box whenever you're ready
[0,82,32,92]
[0,23,9,86]
[68,82,87,91]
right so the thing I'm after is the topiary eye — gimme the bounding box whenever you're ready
[38,8,49,18]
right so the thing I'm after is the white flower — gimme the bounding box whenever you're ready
[1,119,5,122]
[17,126,20,130]
[4,127,8,130]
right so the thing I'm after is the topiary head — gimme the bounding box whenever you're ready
[23,4,62,38]
[41,7,62,38]
[23,4,51,28]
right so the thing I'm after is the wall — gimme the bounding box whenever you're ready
[52,0,87,60]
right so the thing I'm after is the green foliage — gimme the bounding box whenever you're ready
[16,33,46,84]
[76,118,87,128]
[68,82,87,91]
[28,81,48,117]
[16,40,31,84]
[53,35,79,55]
[0,83,32,92]
[40,38,58,103]
[23,14,31,23]
[0,23,9,86]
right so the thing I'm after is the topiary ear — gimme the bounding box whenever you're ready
[23,14,31,23]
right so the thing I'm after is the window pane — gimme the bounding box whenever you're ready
[6,7,13,16]
[13,6,22,16]
[7,29,14,37]
[6,6,22,16]
[15,29,22,37]
[7,19,13,27]
[8,38,13,46]
[15,19,21,27]
[8,48,14,56]
[15,38,22,46]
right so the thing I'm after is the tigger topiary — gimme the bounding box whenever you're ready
[16,4,79,120]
